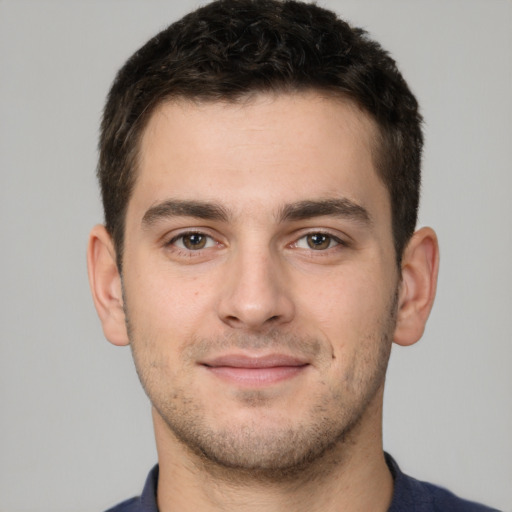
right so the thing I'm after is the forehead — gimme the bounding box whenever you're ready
[131,91,387,219]
[141,91,379,155]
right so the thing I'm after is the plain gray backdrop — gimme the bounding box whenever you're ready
[1,1,511,511]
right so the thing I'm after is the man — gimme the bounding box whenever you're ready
[87,1,499,510]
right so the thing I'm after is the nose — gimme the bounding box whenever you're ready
[216,244,295,331]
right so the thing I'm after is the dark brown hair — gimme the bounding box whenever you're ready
[98,0,423,268]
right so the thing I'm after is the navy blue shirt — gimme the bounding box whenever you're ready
[105,454,500,511]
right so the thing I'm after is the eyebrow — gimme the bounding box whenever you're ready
[278,198,372,225]
[141,197,371,228]
[142,199,230,227]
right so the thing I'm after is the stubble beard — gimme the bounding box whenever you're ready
[126,296,397,483]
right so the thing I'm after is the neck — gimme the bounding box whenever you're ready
[152,388,393,512]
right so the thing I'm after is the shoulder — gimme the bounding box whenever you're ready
[397,476,501,512]
[386,454,501,512]
[103,465,159,512]
[104,497,140,512]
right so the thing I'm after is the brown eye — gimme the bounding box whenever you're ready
[306,233,334,250]
[181,233,208,250]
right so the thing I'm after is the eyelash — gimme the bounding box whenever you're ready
[166,231,218,253]
[165,230,347,255]
[293,232,346,251]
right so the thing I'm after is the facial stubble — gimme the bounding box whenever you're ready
[125,291,397,483]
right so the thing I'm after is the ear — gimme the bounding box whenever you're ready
[87,225,129,346]
[393,227,439,346]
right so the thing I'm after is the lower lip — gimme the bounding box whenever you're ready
[204,365,308,387]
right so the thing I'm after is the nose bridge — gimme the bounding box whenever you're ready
[217,237,294,330]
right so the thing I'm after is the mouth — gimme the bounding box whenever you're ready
[200,354,310,387]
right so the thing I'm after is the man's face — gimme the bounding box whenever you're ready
[121,92,400,473]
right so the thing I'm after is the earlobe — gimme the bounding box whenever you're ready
[87,225,129,346]
[394,227,439,347]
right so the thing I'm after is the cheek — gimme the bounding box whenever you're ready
[298,267,391,332]
[295,264,395,381]
[127,264,216,336]
[125,277,205,383]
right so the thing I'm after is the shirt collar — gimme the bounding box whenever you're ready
[139,454,409,511]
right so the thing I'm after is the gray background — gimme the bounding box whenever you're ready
[1,0,511,511]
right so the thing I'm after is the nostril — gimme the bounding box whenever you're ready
[217,281,295,329]
[222,314,281,329]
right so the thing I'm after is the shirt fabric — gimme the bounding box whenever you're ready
[105,453,500,511]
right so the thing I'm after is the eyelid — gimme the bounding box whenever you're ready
[164,229,221,250]
[296,234,340,249]
[291,228,349,248]
[161,227,350,253]
[172,233,216,250]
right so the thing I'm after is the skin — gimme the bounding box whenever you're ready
[88,92,439,511]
